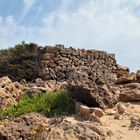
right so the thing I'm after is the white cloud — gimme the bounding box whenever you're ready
[0,0,140,71]
[19,0,36,21]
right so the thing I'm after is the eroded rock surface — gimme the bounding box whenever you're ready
[0,113,106,140]
[0,77,23,108]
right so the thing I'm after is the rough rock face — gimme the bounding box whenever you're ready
[0,77,23,108]
[66,67,118,109]
[114,72,140,102]
[115,73,136,84]
[116,65,129,77]
[22,78,65,96]
[0,113,48,140]
[119,88,140,102]
[38,45,119,83]
[0,113,106,140]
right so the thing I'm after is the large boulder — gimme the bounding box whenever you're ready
[66,66,118,109]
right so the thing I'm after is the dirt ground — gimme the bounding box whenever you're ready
[101,102,140,140]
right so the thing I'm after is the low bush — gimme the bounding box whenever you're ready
[0,91,75,119]
[0,41,39,81]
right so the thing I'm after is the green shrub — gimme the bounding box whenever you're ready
[0,91,75,119]
[0,41,39,81]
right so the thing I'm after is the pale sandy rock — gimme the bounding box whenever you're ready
[88,112,102,124]
[79,104,92,116]
[116,103,126,114]
[130,115,140,129]
[90,107,104,118]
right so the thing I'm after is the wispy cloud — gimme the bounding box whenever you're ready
[18,0,36,22]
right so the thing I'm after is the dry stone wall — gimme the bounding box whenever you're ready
[37,44,127,83]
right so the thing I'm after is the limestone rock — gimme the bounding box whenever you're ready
[117,65,129,77]
[123,83,140,89]
[79,104,92,116]
[88,112,102,124]
[136,69,140,82]
[130,115,140,129]
[20,79,27,86]
[0,76,23,108]
[75,102,83,114]
[119,89,140,102]
[0,113,48,140]
[0,113,106,140]
[35,78,45,87]
[115,73,136,84]
[90,107,104,118]
[116,103,126,114]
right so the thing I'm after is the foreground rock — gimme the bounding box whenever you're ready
[0,77,23,108]
[0,113,106,140]
[75,102,104,118]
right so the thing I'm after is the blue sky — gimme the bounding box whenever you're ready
[0,0,140,71]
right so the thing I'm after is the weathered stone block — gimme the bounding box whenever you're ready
[40,53,54,60]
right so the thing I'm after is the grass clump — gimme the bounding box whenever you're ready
[0,91,75,119]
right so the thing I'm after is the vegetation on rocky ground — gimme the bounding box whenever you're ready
[0,91,75,119]
[0,41,40,81]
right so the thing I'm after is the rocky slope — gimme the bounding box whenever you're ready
[0,70,140,139]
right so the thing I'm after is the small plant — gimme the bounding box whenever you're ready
[0,91,75,119]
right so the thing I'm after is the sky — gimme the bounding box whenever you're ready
[0,0,140,71]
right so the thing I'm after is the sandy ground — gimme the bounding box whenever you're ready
[101,102,140,140]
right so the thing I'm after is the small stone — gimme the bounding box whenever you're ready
[90,107,104,118]
[75,102,83,114]
[79,104,92,116]
[136,69,140,82]
[114,114,120,120]
[35,78,45,87]
[116,103,126,115]
[88,112,102,124]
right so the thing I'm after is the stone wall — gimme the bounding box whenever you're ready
[37,44,128,83]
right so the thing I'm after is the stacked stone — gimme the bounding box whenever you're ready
[116,65,129,77]
[38,45,118,83]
